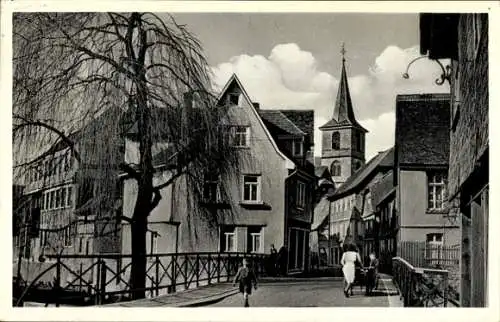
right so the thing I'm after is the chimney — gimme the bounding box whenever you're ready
[252,102,260,109]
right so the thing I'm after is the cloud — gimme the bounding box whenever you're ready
[211,43,449,160]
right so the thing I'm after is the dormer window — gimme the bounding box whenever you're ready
[292,140,303,156]
[228,93,241,107]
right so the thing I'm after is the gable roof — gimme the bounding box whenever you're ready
[258,110,305,136]
[216,74,295,170]
[279,110,315,146]
[395,94,450,167]
[315,165,329,178]
[330,147,394,200]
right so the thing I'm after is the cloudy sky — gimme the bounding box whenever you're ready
[171,13,450,160]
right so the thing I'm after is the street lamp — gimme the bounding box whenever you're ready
[402,55,452,86]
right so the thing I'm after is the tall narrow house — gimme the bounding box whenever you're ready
[319,46,368,186]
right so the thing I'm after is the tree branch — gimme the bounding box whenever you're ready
[13,114,81,162]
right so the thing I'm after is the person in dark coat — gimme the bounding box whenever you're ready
[233,258,258,307]
[277,246,288,276]
[269,244,278,276]
[365,252,379,296]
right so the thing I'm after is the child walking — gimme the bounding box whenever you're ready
[233,258,258,307]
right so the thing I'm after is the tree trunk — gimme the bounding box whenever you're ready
[130,200,148,300]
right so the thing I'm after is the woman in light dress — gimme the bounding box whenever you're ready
[340,243,362,297]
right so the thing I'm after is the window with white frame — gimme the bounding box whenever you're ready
[426,233,443,246]
[296,181,306,208]
[242,175,261,203]
[43,185,73,211]
[231,126,250,147]
[427,171,447,210]
[249,232,261,253]
[292,140,303,156]
[221,226,236,252]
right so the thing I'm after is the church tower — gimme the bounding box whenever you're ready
[319,44,368,185]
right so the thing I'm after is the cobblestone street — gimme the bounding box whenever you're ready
[207,280,401,307]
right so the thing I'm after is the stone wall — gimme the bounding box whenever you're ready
[448,14,488,197]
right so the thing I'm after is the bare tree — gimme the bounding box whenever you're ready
[13,12,240,300]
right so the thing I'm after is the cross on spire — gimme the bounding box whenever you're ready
[340,42,346,61]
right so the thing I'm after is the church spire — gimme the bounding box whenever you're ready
[333,43,358,125]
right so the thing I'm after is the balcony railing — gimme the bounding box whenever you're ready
[392,257,458,307]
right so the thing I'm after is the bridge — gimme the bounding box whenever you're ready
[14,252,457,307]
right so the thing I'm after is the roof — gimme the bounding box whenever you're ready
[395,94,450,166]
[279,110,315,146]
[371,171,395,207]
[217,74,295,169]
[258,110,305,136]
[315,165,329,178]
[319,56,367,133]
[331,147,394,199]
[311,196,331,231]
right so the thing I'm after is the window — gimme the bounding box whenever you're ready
[63,225,73,247]
[355,132,362,152]
[228,93,241,106]
[248,227,262,253]
[203,173,219,202]
[232,126,250,147]
[428,172,447,210]
[331,132,340,150]
[221,227,236,252]
[331,161,341,177]
[296,181,306,208]
[242,175,261,203]
[66,186,73,207]
[426,233,443,245]
[292,140,303,156]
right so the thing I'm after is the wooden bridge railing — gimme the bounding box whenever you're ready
[392,256,458,307]
[14,252,268,307]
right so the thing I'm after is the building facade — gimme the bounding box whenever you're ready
[420,13,489,307]
[120,74,316,274]
[394,94,460,247]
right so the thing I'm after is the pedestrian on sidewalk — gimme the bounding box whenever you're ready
[269,244,278,276]
[340,243,362,298]
[233,258,258,307]
[365,252,379,296]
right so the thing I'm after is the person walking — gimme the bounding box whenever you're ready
[233,258,258,307]
[365,252,380,295]
[340,243,362,298]
[269,244,278,276]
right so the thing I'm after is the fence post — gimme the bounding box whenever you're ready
[170,254,177,293]
[207,254,212,285]
[55,256,61,308]
[196,254,200,288]
[184,255,189,289]
[217,253,221,283]
[99,261,107,305]
[155,255,160,297]
[227,253,231,282]
[443,271,448,307]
